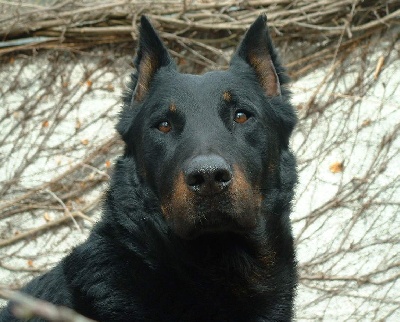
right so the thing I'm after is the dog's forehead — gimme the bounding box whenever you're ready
[154,69,244,105]
[180,70,232,86]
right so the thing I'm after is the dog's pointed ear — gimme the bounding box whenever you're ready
[133,16,175,102]
[231,15,282,97]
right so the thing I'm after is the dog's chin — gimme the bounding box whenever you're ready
[169,210,260,241]
[175,224,242,241]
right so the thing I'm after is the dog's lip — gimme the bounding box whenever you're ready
[175,216,250,240]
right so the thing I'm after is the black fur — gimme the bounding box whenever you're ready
[0,15,297,321]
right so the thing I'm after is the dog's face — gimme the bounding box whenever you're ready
[118,16,296,239]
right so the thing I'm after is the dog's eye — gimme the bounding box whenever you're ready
[234,111,249,124]
[158,121,172,133]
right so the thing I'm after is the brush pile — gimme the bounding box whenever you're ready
[0,0,398,77]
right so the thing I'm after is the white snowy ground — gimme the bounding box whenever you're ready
[0,33,399,320]
[290,33,400,320]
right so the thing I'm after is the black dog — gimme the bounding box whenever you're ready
[0,15,297,321]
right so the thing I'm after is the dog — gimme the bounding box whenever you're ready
[0,14,298,321]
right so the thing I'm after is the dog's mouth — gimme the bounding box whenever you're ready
[180,210,248,239]
[161,193,262,240]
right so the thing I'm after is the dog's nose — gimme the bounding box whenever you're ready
[184,155,232,195]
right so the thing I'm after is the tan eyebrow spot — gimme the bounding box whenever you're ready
[223,91,232,102]
[169,102,177,112]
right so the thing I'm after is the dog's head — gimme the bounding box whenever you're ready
[117,15,297,239]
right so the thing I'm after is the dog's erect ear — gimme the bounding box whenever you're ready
[133,16,175,102]
[231,15,281,97]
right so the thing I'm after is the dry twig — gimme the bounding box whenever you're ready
[0,288,96,322]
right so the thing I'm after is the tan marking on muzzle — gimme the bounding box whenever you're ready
[230,165,263,228]
[231,165,262,203]
[161,171,193,221]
